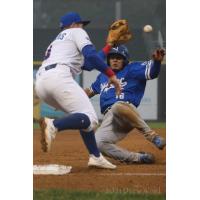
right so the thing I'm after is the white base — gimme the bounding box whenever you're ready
[33,164,72,175]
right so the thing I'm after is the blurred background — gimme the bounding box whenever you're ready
[33,0,166,122]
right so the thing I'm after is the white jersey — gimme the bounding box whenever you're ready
[40,28,92,75]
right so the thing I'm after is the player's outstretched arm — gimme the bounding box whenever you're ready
[149,48,166,79]
[83,18,133,67]
[82,44,113,71]
[97,44,113,60]
[82,45,114,75]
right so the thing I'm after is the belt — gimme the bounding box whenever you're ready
[45,64,57,71]
[103,101,132,115]
[103,106,112,115]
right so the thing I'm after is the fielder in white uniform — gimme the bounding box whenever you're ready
[35,12,121,169]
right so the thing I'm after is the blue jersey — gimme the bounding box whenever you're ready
[90,60,160,114]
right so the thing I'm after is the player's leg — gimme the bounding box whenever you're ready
[36,66,99,151]
[95,108,154,164]
[50,75,100,153]
[41,79,100,156]
[112,102,166,150]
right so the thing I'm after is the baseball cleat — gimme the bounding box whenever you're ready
[88,154,117,169]
[152,135,166,150]
[139,152,155,164]
[39,117,57,152]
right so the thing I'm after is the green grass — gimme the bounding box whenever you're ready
[33,190,166,200]
[33,122,165,130]
[146,122,166,129]
[33,122,40,129]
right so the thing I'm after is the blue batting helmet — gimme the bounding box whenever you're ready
[60,12,90,30]
[107,45,130,66]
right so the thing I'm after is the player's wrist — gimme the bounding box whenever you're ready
[102,44,113,55]
[104,67,115,77]
[107,42,114,47]
[153,60,161,64]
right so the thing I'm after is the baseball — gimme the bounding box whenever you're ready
[143,25,153,33]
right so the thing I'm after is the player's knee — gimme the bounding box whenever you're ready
[112,102,127,116]
[77,113,91,128]
[81,114,98,132]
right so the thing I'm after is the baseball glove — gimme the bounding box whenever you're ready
[152,48,165,61]
[106,19,132,45]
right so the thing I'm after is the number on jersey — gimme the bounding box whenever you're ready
[44,45,52,60]
[117,93,124,99]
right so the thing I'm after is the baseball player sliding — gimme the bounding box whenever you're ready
[85,44,166,164]
[35,12,131,169]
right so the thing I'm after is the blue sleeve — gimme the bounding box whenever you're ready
[82,59,93,71]
[82,48,106,71]
[97,50,107,60]
[149,60,161,79]
[82,45,109,73]
[129,60,161,80]
[91,75,101,94]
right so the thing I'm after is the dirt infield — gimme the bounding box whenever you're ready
[33,128,166,193]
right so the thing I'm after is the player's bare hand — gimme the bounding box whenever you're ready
[152,48,165,62]
[108,75,122,96]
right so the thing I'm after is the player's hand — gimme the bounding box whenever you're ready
[108,75,122,96]
[152,48,165,62]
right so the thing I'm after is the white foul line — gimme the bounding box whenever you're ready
[98,173,166,176]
